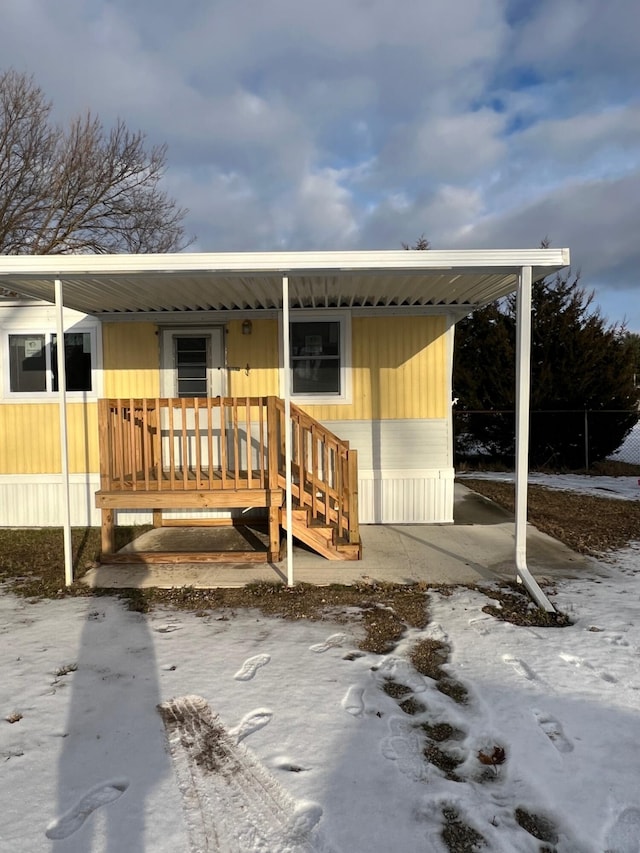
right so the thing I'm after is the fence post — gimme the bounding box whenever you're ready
[584,409,589,471]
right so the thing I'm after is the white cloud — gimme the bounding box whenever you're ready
[1,0,639,328]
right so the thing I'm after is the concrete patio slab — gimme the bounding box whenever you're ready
[82,483,591,590]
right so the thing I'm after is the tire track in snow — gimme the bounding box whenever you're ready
[158,695,334,853]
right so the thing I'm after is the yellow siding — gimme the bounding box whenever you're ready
[103,323,160,397]
[226,320,280,396]
[0,403,98,474]
[304,316,447,421]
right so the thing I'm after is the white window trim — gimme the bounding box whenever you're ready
[0,323,102,402]
[278,310,352,405]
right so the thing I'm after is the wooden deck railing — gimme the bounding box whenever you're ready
[274,399,359,544]
[97,396,359,544]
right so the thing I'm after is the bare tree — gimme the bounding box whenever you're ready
[0,69,191,256]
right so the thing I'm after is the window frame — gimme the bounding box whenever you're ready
[1,324,100,401]
[280,311,352,405]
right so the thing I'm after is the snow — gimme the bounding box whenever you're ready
[609,422,640,465]
[459,470,640,501]
[2,505,640,850]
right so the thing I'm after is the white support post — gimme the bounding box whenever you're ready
[515,266,554,612]
[55,279,74,586]
[282,275,294,586]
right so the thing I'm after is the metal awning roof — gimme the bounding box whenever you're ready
[0,249,569,314]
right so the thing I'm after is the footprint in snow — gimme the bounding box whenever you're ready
[604,634,630,647]
[560,652,614,683]
[374,656,427,694]
[533,709,573,754]
[604,806,640,853]
[469,616,493,636]
[503,654,537,681]
[559,652,593,670]
[228,708,273,744]
[154,624,181,634]
[309,633,347,653]
[425,623,448,643]
[342,685,364,716]
[234,653,271,681]
[45,779,129,840]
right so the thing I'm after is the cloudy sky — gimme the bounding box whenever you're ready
[2,0,639,329]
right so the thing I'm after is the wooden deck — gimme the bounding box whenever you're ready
[96,396,360,563]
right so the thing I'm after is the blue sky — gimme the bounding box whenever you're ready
[3,0,640,330]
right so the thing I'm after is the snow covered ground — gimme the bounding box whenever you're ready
[459,471,640,502]
[609,422,640,466]
[2,491,640,851]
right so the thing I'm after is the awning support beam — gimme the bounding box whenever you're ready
[55,279,74,586]
[514,266,554,613]
[282,274,294,586]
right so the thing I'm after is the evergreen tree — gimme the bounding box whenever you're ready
[453,272,639,468]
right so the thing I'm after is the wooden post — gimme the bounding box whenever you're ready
[267,397,278,489]
[153,509,163,528]
[347,449,360,545]
[97,399,110,490]
[267,499,280,562]
[101,508,115,556]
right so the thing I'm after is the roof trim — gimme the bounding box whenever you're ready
[0,248,569,278]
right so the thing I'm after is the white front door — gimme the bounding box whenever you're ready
[159,328,226,479]
[160,328,225,398]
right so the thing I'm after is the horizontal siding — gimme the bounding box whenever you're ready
[226,319,280,396]
[0,404,98,474]
[326,419,450,470]
[103,323,160,397]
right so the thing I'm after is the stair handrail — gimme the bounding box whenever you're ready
[273,397,359,545]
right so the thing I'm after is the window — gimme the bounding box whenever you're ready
[287,313,350,403]
[8,331,93,394]
[175,336,208,397]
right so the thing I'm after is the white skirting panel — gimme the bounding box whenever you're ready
[1,470,455,526]
[1,413,454,526]
[0,475,102,527]
[357,468,454,523]
[0,475,236,527]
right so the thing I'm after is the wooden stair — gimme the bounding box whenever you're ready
[280,507,361,561]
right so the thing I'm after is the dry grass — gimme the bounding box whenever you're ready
[481,583,572,628]
[462,478,640,554]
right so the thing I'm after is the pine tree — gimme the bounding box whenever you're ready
[453,273,639,468]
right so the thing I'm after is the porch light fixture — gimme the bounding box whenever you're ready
[242,319,252,335]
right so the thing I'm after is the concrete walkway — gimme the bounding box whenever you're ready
[82,483,590,590]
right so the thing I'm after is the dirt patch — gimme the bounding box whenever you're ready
[441,805,487,851]
[480,584,572,628]
[462,478,640,554]
[382,680,411,700]
[422,722,465,743]
[514,807,559,844]
[398,696,427,716]
[410,639,469,705]
[425,743,464,780]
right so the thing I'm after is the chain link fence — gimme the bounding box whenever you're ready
[453,409,640,471]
